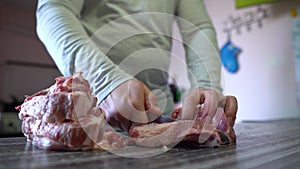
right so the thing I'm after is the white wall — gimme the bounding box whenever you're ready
[170,0,300,122]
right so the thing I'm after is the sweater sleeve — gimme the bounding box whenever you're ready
[36,0,134,103]
[176,0,222,93]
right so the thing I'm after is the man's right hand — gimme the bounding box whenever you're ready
[99,79,162,132]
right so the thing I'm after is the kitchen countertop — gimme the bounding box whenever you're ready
[1,120,300,169]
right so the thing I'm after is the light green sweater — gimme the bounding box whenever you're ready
[36,0,222,115]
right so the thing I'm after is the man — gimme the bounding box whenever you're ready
[36,0,237,132]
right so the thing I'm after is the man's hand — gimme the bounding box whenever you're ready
[180,89,237,143]
[224,96,238,128]
[223,95,238,142]
[181,89,237,127]
[181,88,225,122]
[99,79,162,132]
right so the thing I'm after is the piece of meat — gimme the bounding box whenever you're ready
[129,107,235,148]
[129,120,195,147]
[17,72,106,150]
[24,114,104,150]
[95,127,128,150]
[18,92,97,123]
[17,72,98,123]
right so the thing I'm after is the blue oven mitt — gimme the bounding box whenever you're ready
[220,40,242,73]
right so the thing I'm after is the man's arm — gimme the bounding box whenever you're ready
[36,0,133,103]
[176,0,222,93]
[176,0,224,121]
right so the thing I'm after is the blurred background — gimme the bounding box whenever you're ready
[0,0,299,137]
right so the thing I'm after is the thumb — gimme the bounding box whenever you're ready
[117,80,149,124]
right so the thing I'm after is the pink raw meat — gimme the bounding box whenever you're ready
[16,72,105,150]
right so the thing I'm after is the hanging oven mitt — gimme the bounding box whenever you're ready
[220,40,242,73]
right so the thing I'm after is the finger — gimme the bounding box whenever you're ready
[224,96,238,128]
[199,108,224,143]
[199,91,217,143]
[203,91,225,123]
[129,80,146,111]
[127,80,149,124]
[147,106,163,122]
[143,85,159,112]
[113,80,148,124]
[119,100,148,124]
[181,90,200,120]
[143,87,163,121]
[202,91,216,123]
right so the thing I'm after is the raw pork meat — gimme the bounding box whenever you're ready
[16,72,105,150]
[129,101,236,148]
[95,127,128,150]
